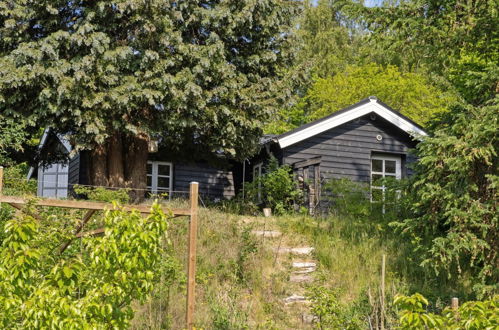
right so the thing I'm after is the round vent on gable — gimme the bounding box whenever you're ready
[376,134,383,141]
[370,113,377,121]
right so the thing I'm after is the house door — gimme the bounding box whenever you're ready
[293,157,322,215]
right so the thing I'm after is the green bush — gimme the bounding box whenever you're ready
[73,185,130,204]
[394,293,499,329]
[244,157,302,214]
[308,285,364,329]
[0,202,172,328]
[394,102,499,297]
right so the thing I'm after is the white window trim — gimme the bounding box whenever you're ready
[370,154,401,204]
[147,161,173,195]
[253,163,263,202]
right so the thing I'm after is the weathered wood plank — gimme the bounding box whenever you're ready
[292,157,321,169]
[75,227,105,238]
[59,209,97,253]
[0,196,191,216]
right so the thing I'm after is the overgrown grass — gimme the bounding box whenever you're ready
[131,208,301,329]
[276,210,478,328]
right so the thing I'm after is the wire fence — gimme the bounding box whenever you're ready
[3,177,207,207]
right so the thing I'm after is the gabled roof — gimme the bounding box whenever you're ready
[277,96,427,148]
[27,129,72,180]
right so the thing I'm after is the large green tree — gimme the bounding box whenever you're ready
[266,63,455,133]
[345,0,499,296]
[343,0,498,106]
[0,1,300,192]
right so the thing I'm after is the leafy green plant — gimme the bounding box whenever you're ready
[394,102,498,297]
[73,185,131,204]
[244,157,302,214]
[0,202,172,328]
[394,293,499,329]
[308,285,363,329]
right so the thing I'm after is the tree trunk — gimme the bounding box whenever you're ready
[88,133,149,202]
[90,144,108,187]
[125,133,149,202]
[108,132,125,187]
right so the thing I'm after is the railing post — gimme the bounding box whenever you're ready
[186,182,199,329]
[0,166,3,196]
[0,166,3,209]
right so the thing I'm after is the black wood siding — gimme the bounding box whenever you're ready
[174,163,235,199]
[282,114,418,183]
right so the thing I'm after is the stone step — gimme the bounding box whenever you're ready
[283,294,310,305]
[276,247,314,255]
[293,267,316,274]
[292,261,316,268]
[302,313,318,324]
[251,230,282,238]
[290,274,314,283]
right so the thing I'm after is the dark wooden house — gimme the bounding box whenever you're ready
[28,129,235,200]
[244,96,428,212]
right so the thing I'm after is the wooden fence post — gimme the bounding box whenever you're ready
[0,166,3,209]
[381,254,386,330]
[0,166,3,197]
[451,297,459,310]
[186,182,199,329]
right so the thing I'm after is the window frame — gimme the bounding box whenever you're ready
[253,162,263,202]
[147,161,173,195]
[370,154,401,204]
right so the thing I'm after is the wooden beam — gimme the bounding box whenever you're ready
[0,196,191,216]
[292,157,321,169]
[0,166,3,197]
[186,182,199,329]
[75,227,105,238]
[7,203,43,222]
[59,210,97,254]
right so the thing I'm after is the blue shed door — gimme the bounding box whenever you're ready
[37,162,69,198]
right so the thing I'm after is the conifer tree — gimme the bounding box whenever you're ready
[0,1,300,192]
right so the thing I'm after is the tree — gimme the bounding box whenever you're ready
[266,63,455,133]
[0,115,26,166]
[295,0,365,79]
[0,1,300,194]
[343,0,498,106]
[395,102,498,297]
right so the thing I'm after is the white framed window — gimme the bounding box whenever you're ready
[370,154,401,204]
[253,163,263,202]
[147,161,173,195]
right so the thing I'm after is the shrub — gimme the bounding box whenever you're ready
[244,157,302,214]
[0,202,172,328]
[394,293,499,329]
[308,285,364,329]
[394,102,499,297]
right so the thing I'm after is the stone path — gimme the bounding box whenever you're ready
[250,223,318,327]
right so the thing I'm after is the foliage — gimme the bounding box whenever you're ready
[323,178,371,220]
[268,63,454,133]
[294,0,364,79]
[235,227,259,284]
[244,157,302,214]
[393,102,498,297]
[0,115,26,166]
[0,0,301,166]
[344,0,498,107]
[394,293,499,329]
[0,202,171,329]
[308,285,363,329]
[73,185,130,204]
